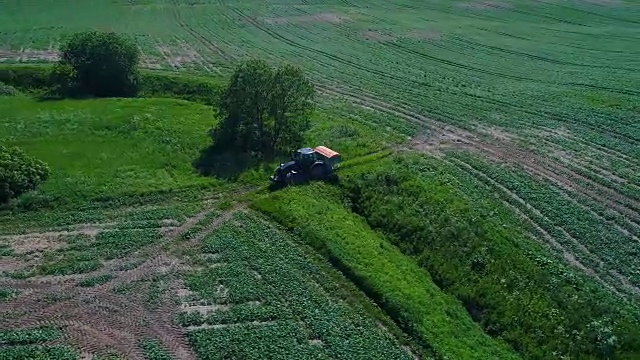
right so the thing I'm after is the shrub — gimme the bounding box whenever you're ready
[0,82,20,96]
[56,31,140,97]
[0,146,50,204]
[0,65,50,93]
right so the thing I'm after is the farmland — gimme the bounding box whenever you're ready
[1,0,640,359]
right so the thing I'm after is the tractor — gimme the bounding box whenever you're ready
[270,146,341,187]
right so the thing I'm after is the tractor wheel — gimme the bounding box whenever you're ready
[286,171,305,186]
[310,162,331,180]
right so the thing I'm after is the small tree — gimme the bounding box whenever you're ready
[0,146,50,204]
[213,60,315,156]
[56,31,140,97]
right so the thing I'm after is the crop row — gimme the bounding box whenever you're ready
[183,212,415,359]
[254,186,519,359]
[334,153,640,358]
[449,151,640,290]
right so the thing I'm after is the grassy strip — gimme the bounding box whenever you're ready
[253,184,519,360]
[339,153,640,359]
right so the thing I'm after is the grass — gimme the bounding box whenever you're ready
[253,185,518,359]
[0,96,222,207]
[183,212,419,359]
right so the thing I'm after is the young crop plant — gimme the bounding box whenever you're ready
[182,212,417,359]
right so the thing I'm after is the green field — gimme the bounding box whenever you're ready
[1,0,639,359]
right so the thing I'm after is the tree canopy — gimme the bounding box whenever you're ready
[55,31,140,97]
[212,60,315,156]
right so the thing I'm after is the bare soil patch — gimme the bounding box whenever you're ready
[0,48,59,62]
[0,200,240,359]
[263,12,349,25]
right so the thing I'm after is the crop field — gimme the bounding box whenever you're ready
[1,0,639,359]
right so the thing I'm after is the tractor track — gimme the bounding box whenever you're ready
[169,0,230,63]
[448,156,639,297]
[0,190,257,359]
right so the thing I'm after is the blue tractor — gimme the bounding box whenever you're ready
[270,146,341,187]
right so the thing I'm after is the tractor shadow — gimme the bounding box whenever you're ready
[193,144,258,180]
[193,143,281,181]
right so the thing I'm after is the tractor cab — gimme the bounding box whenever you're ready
[292,147,317,168]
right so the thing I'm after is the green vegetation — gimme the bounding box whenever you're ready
[141,338,173,360]
[0,327,74,360]
[0,287,18,301]
[183,212,417,359]
[0,326,62,345]
[339,154,640,359]
[0,96,220,208]
[56,31,140,97]
[213,59,314,156]
[38,230,160,276]
[254,186,517,359]
[146,274,169,309]
[0,0,638,358]
[76,273,114,287]
[0,145,50,204]
[0,81,20,96]
[0,345,78,360]
[0,65,225,105]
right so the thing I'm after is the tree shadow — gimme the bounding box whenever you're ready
[193,143,261,180]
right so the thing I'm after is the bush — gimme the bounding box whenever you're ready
[0,82,20,96]
[138,71,224,105]
[0,146,50,204]
[0,65,50,93]
[56,31,140,97]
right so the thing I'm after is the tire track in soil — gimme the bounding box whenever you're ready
[169,0,230,63]
[0,201,221,358]
[319,84,640,296]
[150,279,198,360]
[319,85,640,224]
[1,189,256,359]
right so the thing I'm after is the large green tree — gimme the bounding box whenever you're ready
[0,146,50,204]
[55,31,140,97]
[213,60,315,156]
